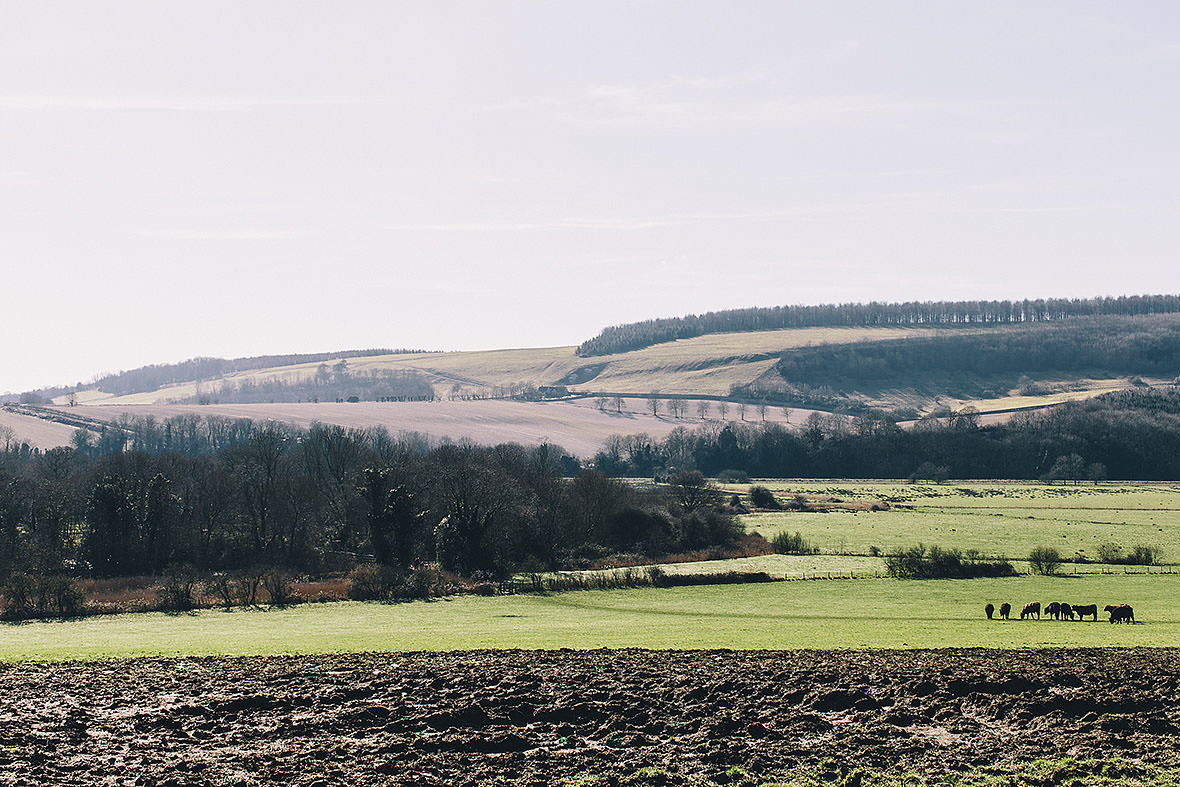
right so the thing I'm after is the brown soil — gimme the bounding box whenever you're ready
[2,648,1178,786]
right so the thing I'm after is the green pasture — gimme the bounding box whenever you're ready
[2,573,1175,662]
[738,482,1180,562]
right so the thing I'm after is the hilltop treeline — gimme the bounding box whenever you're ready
[576,295,1180,356]
[175,364,435,404]
[594,387,1180,481]
[15,348,421,402]
[0,417,739,580]
[731,314,1180,401]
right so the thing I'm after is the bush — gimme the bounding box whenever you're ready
[40,575,84,616]
[159,564,199,611]
[2,573,84,619]
[771,531,817,555]
[715,469,750,483]
[885,544,1016,579]
[1127,544,1161,565]
[262,569,296,606]
[2,573,36,618]
[748,486,780,509]
[1096,542,1161,566]
[397,563,438,599]
[1096,542,1123,564]
[346,564,400,601]
[1028,545,1062,575]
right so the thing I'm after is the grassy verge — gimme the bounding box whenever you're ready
[1,572,1177,661]
[561,758,1180,786]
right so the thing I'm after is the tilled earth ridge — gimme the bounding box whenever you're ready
[1,648,1179,786]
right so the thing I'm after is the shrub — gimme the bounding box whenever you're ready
[1098,542,1161,565]
[715,469,750,484]
[748,486,780,509]
[346,564,400,601]
[771,531,817,555]
[1096,542,1123,564]
[885,544,1016,579]
[397,563,437,599]
[211,573,236,609]
[2,573,36,618]
[1127,544,1161,565]
[2,573,84,619]
[1028,545,1062,575]
[159,564,199,611]
[41,576,84,616]
[262,568,296,606]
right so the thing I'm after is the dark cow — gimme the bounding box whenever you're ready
[1021,601,1041,620]
[1105,604,1135,624]
[1073,603,1098,621]
[1045,601,1060,620]
[985,603,995,620]
[999,602,1011,620]
[1059,602,1074,621]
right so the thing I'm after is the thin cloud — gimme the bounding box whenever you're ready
[134,228,304,240]
[384,206,867,233]
[0,96,383,112]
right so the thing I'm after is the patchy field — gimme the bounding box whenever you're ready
[0,408,77,450]
[740,482,1180,562]
[3,649,1179,786]
[59,326,943,405]
[2,574,1176,661]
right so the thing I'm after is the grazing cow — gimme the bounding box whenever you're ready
[1105,604,1135,624]
[985,603,995,620]
[1059,602,1074,621]
[999,602,1011,620]
[1073,604,1098,621]
[1021,601,1041,620]
[1045,601,1061,620]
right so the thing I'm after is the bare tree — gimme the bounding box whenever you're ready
[780,406,792,423]
[696,400,710,420]
[758,400,768,421]
[737,402,747,421]
[718,401,730,420]
[595,396,609,411]
[648,394,662,417]
[612,395,624,414]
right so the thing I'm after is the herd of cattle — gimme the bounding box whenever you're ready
[984,601,1135,623]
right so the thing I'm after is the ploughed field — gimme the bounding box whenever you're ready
[3,648,1180,786]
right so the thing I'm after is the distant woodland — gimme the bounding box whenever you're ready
[594,387,1180,481]
[576,295,1180,356]
[3,387,1180,585]
[14,348,412,402]
[731,314,1180,410]
[0,417,738,581]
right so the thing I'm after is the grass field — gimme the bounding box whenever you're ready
[738,482,1180,563]
[0,573,1172,661]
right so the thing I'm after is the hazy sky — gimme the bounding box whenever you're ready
[4,2,1180,393]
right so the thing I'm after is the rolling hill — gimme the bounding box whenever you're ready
[5,299,1179,455]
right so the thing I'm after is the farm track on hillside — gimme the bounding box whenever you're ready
[3,649,1178,785]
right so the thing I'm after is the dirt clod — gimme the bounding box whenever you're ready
[2,648,1179,785]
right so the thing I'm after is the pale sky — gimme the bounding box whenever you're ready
[3,1,1180,393]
